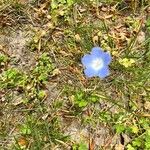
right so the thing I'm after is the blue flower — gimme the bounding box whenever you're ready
[81,47,111,78]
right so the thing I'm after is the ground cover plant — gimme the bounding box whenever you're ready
[0,0,150,149]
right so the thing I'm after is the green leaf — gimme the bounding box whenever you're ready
[20,124,31,135]
[114,124,126,134]
[58,0,66,3]
[38,73,48,82]
[72,143,87,150]
[0,54,8,63]
[127,144,136,150]
[38,90,46,99]
[90,95,98,102]
[147,129,150,136]
[132,138,142,147]
[51,0,58,9]
[78,143,88,150]
[67,0,74,6]
[130,125,139,134]
[79,100,88,107]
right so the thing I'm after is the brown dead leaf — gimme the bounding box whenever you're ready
[93,36,98,44]
[18,137,28,148]
[89,138,95,150]
[115,143,124,150]
[104,14,113,19]
[137,31,145,44]
[59,50,72,56]
[13,96,23,106]
[17,0,29,4]
[52,68,61,76]
[144,101,150,110]
[101,6,108,12]
[75,34,81,42]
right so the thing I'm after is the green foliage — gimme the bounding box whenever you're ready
[1,0,150,149]
[146,18,150,31]
[0,53,54,104]
[72,142,88,150]
[0,54,8,65]
[51,0,75,10]
[37,90,46,100]
[50,0,76,24]
[74,90,88,107]
[127,129,150,150]
[114,124,126,134]
[145,133,150,149]
[99,111,112,122]
[114,117,150,150]
[17,115,68,149]
[32,53,54,83]
[73,90,99,108]
[127,144,135,150]
[132,138,142,147]
[20,124,32,135]
[0,68,27,89]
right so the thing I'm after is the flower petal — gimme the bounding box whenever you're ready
[97,67,110,78]
[84,68,97,78]
[90,58,104,71]
[102,52,112,65]
[81,54,93,67]
[91,47,104,57]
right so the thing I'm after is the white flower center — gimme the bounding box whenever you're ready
[91,58,104,71]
